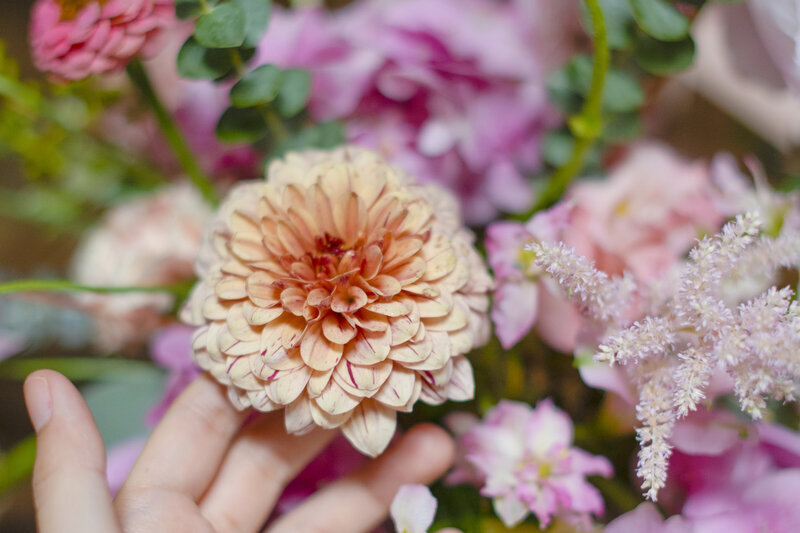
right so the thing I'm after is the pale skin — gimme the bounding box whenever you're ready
[23,370,455,533]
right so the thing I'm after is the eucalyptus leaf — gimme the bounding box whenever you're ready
[628,0,690,42]
[566,56,644,113]
[231,0,272,48]
[583,0,635,50]
[230,64,284,108]
[634,35,696,75]
[542,131,575,168]
[175,0,218,19]
[216,107,269,143]
[274,69,311,118]
[195,3,247,49]
[267,121,345,162]
[177,36,233,79]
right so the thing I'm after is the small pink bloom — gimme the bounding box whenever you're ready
[30,0,174,81]
[145,324,201,426]
[105,436,147,496]
[605,503,692,533]
[391,485,439,533]
[449,399,612,528]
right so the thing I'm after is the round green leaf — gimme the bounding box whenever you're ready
[231,0,272,48]
[177,36,233,79]
[603,70,644,113]
[634,35,696,75]
[583,0,635,50]
[216,107,268,143]
[628,0,690,41]
[195,3,247,49]
[175,0,218,19]
[267,121,345,163]
[230,64,285,108]
[542,131,575,168]
[275,69,311,118]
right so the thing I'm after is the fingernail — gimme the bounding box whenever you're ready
[25,376,52,432]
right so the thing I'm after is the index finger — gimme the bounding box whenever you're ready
[117,375,247,500]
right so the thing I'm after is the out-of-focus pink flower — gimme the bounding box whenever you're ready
[566,144,724,283]
[489,143,726,353]
[486,203,582,351]
[605,503,692,533]
[145,324,201,425]
[448,399,612,528]
[257,0,578,223]
[105,436,147,495]
[747,0,800,91]
[29,0,174,81]
[71,183,211,352]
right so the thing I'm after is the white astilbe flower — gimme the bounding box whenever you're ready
[524,241,634,322]
[531,212,800,500]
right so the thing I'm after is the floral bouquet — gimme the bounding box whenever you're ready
[1,0,800,532]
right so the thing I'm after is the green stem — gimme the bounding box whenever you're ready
[125,60,220,206]
[0,279,193,297]
[534,0,609,211]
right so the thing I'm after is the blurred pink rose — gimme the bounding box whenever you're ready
[30,0,174,81]
[605,503,692,533]
[256,0,579,223]
[448,399,612,528]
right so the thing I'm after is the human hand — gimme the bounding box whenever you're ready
[23,370,455,533]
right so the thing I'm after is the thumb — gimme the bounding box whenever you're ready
[24,370,121,533]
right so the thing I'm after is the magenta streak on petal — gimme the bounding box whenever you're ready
[347,360,358,388]
[423,370,435,386]
[362,331,376,354]
[227,359,238,373]
[267,369,279,381]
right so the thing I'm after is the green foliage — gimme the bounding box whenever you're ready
[195,3,247,49]
[584,0,636,50]
[274,69,312,118]
[230,64,285,107]
[0,436,36,497]
[175,0,218,19]
[628,0,690,41]
[177,36,234,79]
[267,121,345,161]
[216,106,269,143]
[634,34,696,75]
[232,0,272,48]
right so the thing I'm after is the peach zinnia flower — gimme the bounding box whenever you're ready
[182,147,493,456]
[30,0,174,81]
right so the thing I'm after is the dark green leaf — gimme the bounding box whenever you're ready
[602,112,643,141]
[216,107,268,143]
[230,64,284,107]
[176,36,233,79]
[231,0,272,48]
[175,0,218,19]
[583,0,635,50]
[542,131,575,167]
[567,56,644,113]
[634,35,696,75]
[195,3,247,49]
[545,68,583,114]
[275,69,311,118]
[628,0,690,41]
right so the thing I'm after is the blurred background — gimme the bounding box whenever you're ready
[1,0,800,531]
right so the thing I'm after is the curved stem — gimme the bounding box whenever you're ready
[126,60,220,206]
[0,279,193,297]
[534,0,609,211]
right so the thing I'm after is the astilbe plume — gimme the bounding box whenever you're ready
[526,213,800,500]
[182,147,492,457]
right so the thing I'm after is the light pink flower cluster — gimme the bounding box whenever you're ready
[181,147,492,457]
[71,183,211,352]
[528,212,800,500]
[30,0,174,81]
[390,485,462,533]
[608,414,800,532]
[257,0,579,223]
[487,144,724,352]
[448,399,612,528]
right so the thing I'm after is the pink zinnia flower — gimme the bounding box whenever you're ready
[30,0,174,81]
[181,147,493,457]
[448,399,612,528]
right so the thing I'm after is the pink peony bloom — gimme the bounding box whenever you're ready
[488,143,726,353]
[256,0,577,223]
[449,399,612,528]
[30,0,174,81]
[71,183,211,352]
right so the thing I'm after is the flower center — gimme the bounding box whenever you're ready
[56,0,107,20]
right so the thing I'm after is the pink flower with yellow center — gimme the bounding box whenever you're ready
[182,147,493,456]
[30,0,174,81]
